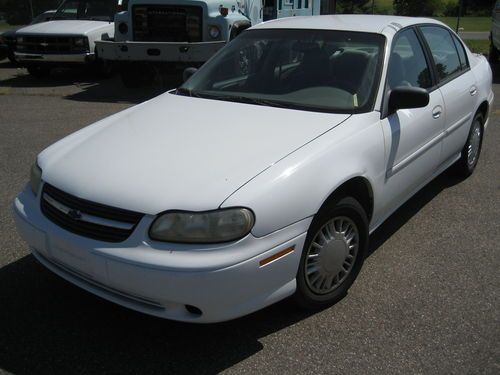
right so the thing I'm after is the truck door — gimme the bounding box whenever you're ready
[277,0,314,18]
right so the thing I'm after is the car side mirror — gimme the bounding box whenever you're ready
[183,67,198,82]
[388,86,430,115]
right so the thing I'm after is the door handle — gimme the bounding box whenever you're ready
[432,106,442,119]
[469,86,477,96]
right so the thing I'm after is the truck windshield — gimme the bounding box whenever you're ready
[54,0,118,22]
[179,29,386,114]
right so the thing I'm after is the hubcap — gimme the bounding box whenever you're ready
[467,121,481,167]
[305,216,359,295]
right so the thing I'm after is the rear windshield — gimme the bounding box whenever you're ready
[54,0,118,22]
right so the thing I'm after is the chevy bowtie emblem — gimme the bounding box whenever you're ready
[68,209,82,220]
[40,42,49,47]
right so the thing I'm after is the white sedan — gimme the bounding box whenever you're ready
[13,15,493,323]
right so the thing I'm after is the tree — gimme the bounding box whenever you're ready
[393,0,444,17]
[3,0,60,25]
[336,0,372,14]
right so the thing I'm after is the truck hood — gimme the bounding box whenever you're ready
[16,20,112,36]
[39,93,350,215]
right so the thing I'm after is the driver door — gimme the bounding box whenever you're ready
[378,28,445,218]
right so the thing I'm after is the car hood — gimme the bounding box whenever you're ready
[39,93,350,215]
[16,20,111,36]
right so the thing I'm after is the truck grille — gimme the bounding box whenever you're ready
[41,183,144,243]
[133,5,203,42]
[16,35,89,54]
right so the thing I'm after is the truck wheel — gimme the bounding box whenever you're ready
[489,42,499,63]
[93,58,114,79]
[294,196,368,309]
[7,51,17,64]
[120,63,153,88]
[27,66,51,78]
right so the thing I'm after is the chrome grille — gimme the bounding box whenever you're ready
[41,183,144,243]
[133,5,202,42]
[17,35,89,54]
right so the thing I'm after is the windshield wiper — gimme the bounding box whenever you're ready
[191,92,291,109]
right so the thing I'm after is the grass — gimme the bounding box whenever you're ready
[433,16,491,32]
[463,39,489,54]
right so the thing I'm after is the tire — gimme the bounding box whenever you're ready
[27,66,51,78]
[294,196,369,309]
[454,113,484,178]
[489,41,499,64]
[120,63,153,88]
[7,51,17,64]
[93,58,114,79]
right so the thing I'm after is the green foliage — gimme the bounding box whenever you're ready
[3,0,60,25]
[443,0,459,16]
[393,0,444,17]
[336,0,373,14]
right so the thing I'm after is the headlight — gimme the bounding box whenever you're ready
[149,208,255,243]
[30,162,42,196]
[118,22,128,34]
[208,25,220,39]
[73,37,86,47]
[16,36,24,44]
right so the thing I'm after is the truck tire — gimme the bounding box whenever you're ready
[27,66,51,78]
[120,63,153,88]
[93,58,114,79]
[489,42,499,63]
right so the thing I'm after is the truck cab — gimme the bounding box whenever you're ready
[14,0,124,77]
[96,0,320,87]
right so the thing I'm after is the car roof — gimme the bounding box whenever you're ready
[252,14,444,36]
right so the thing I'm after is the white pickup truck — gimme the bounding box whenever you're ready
[96,0,320,87]
[14,0,127,77]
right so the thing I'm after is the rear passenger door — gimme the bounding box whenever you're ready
[419,26,477,162]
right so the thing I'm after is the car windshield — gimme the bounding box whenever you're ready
[54,0,117,22]
[179,29,386,114]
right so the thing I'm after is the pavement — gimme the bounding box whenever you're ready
[459,31,490,40]
[0,61,499,375]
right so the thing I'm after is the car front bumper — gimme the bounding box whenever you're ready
[13,184,310,323]
[14,52,96,64]
[95,40,226,63]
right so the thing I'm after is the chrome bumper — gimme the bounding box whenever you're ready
[15,52,96,64]
[95,40,226,63]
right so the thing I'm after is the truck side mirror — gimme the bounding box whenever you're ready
[183,67,198,82]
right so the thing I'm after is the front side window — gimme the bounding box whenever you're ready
[388,28,432,89]
[180,29,386,113]
[55,0,118,22]
[420,26,462,82]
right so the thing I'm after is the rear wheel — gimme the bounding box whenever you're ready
[294,196,368,309]
[454,113,484,177]
[27,66,51,78]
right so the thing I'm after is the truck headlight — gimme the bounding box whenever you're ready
[16,36,24,44]
[118,22,128,34]
[149,208,255,243]
[208,25,220,39]
[30,162,42,196]
[73,37,86,47]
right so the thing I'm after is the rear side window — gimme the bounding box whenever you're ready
[452,34,469,70]
[420,26,462,82]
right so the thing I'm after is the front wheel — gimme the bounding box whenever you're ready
[294,196,368,309]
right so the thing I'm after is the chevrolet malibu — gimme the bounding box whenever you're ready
[13,15,493,323]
